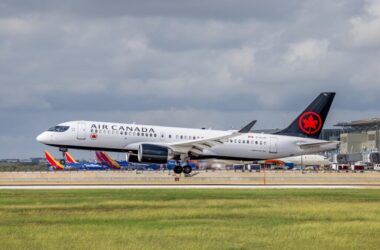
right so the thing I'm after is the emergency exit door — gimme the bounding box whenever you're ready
[269,137,278,153]
[77,122,87,140]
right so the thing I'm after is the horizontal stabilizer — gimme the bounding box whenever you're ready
[296,141,339,150]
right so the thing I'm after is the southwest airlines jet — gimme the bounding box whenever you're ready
[37,93,338,174]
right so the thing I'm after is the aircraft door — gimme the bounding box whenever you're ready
[269,137,278,153]
[77,122,87,140]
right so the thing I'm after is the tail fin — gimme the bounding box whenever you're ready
[275,92,335,139]
[45,151,65,170]
[99,152,121,169]
[95,151,103,164]
[65,152,77,164]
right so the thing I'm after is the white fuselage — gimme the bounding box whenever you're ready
[279,155,331,166]
[37,121,337,161]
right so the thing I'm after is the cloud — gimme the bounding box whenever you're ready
[285,39,329,66]
[0,0,380,158]
[349,0,380,48]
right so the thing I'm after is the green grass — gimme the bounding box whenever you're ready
[0,189,380,250]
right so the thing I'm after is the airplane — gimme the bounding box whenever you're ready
[277,154,331,167]
[37,92,339,174]
[45,151,108,171]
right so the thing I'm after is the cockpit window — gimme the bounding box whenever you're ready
[48,126,70,132]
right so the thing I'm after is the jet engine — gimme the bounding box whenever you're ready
[138,144,173,163]
[126,153,139,163]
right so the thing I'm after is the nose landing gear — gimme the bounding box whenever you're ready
[59,147,68,165]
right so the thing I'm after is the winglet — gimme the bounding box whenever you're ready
[238,120,257,133]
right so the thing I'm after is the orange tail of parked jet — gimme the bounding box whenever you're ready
[65,152,77,164]
[45,151,65,170]
[96,151,121,169]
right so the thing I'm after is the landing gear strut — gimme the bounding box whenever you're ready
[59,147,68,165]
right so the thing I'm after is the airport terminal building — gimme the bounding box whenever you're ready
[333,118,380,164]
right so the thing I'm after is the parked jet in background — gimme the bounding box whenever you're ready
[283,154,330,166]
[37,93,338,174]
[95,151,127,169]
[45,151,108,171]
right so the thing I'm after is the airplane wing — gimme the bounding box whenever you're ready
[169,120,257,156]
[296,141,339,150]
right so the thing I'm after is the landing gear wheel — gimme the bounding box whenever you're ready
[173,166,183,174]
[183,165,192,174]
[59,159,66,165]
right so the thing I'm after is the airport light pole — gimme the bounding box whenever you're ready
[263,164,266,185]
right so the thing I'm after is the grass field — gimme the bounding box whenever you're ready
[0,189,380,250]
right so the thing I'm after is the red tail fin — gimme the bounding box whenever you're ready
[99,151,121,169]
[45,151,65,170]
[65,152,77,164]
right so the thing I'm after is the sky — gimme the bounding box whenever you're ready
[1,0,380,159]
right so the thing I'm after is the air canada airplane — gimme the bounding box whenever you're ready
[37,92,339,174]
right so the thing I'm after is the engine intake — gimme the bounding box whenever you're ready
[138,144,173,163]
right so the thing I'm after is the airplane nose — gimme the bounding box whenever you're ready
[36,133,43,142]
[36,132,48,144]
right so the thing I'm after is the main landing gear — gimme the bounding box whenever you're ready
[173,163,192,174]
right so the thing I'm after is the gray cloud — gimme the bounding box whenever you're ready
[1,0,380,158]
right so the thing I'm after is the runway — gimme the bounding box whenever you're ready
[0,184,378,189]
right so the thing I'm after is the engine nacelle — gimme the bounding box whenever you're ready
[138,144,173,163]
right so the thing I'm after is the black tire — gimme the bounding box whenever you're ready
[59,159,66,165]
[183,165,192,174]
[173,165,183,174]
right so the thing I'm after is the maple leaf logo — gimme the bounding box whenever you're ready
[298,112,322,135]
[302,115,319,130]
